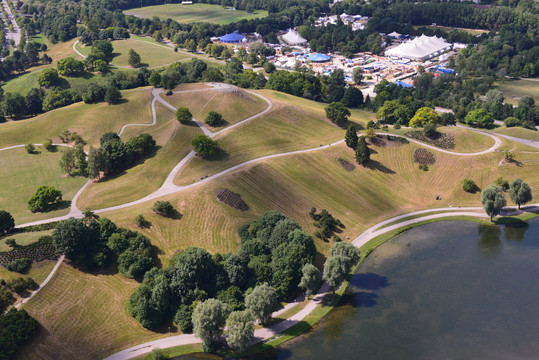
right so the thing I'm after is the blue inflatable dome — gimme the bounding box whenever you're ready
[307,53,331,62]
[220,31,246,43]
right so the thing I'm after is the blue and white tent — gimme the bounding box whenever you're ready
[394,81,413,88]
[307,53,331,62]
[220,31,245,43]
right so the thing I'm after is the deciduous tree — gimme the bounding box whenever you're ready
[325,102,350,125]
[192,298,229,352]
[176,107,192,123]
[298,263,320,298]
[509,178,532,210]
[245,283,279,325]
[27,185,62,212]
[226,310,254,353]
[0,210,14,235]
[481,186,506,221]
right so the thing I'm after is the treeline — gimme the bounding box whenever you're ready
[128,211,316,330]
[373,75,538,129]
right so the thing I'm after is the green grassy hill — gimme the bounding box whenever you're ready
[124,4,268,25]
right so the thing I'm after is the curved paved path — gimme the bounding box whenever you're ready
[104,203,539,360]
[4,84,537,358]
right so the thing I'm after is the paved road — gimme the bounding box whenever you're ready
[104,203,539,360]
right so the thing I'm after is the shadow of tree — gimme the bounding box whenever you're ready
[365,160,395,174]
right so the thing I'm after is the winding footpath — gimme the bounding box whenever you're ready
[3,84,539,359]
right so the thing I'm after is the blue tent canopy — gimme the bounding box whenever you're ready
[394,81,413,88]
[307,53,331,62]
[220,31,245,43]
[436,66,455,74]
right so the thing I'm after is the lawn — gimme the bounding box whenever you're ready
[0,230,53,252]
[0,89,153,148]
[76,102,202,210]
[106,136,539,263]
[161,87,268,130]
[0,147,88,225]
[173,98,347,185]
[75,36,189,68]
[19,263,168,360]
[124,4,268,25]
[492,126,539,141]
[495,79,539,105]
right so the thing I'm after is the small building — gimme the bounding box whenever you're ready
[220,31,246,43]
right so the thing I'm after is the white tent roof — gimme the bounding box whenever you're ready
[388,31,401,38]
[282,29,307,45]
[385,34,451,60]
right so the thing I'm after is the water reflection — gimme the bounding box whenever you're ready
[478,224,501,254]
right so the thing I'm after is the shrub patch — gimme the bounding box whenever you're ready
[336,158,355,171]
[405,131,455,149]
[413,148,436,165]
[216,189,249,211]
[0,236,59,266]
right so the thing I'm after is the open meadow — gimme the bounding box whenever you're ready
[495,79,539,105]
[75,36,189,68]
[0,147,88,224]
[124,4,268,25]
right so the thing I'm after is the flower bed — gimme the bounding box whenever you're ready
[216,188,249,211]
[413,148,436,165]
[336,158,355,171]
[0,237,59,266]
[405,131,455,149]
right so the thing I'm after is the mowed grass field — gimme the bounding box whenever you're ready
[124,4,268,25]
[106,135,539,265]
[0,259,56,284]
[0,147,88,224]
[18,264,168,360]
[77,102,202,210]
[495,79,539,105]
[75,36,189,68]
[174,99,349,185]
[0,89,152,148]
[161,87,268,130]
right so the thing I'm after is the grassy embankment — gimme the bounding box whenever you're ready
[160,87,268,131]
[124,3,268,25]
[0,147,88,224]
[76,102,202,210]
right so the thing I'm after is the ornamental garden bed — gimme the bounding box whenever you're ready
[0,237,59,266]
[336,158,355,171]
[413,148,436,165]
[405,131,455,149]
[216,188,249,211]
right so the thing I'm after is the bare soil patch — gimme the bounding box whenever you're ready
[216,188,249,211]
[336,158,355,171]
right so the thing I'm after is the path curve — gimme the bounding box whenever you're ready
[104,203,539,360]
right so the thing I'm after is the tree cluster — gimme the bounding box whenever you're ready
[87,132,156,180]
[309,207,345,242]
[0,309,39,359]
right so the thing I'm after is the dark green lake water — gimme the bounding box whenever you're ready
[183,219,539,360]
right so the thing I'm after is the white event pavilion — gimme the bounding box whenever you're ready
[385,34,453,61]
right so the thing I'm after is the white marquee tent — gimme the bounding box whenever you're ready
[282,29,308,45]
[385,34,452,61]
